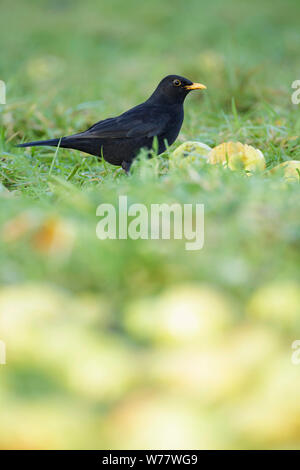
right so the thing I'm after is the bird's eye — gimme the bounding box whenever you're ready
[173,79,181,87]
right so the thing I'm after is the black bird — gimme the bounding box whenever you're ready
[17,75,206,172]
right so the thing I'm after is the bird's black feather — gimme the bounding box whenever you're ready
[16,75,205,170]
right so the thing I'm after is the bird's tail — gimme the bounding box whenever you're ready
[15,135,101,157]
[16,138,62,149]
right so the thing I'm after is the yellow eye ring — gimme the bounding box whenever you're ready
[173,79,181,87]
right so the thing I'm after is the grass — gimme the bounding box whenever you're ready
[0,0,300,450]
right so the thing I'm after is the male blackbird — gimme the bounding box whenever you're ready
[17,75,206,172]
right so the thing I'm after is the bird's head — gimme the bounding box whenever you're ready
[148,75,206,105]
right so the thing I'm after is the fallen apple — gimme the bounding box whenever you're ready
[170,141,212,167]
[208,141,266,172]
[270,160,300,182]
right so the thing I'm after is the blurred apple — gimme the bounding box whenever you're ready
[147,325,282,403]
[0,284,108,340]
[0,401,88,449]
[124,283,234,345]
[231,357,300,447]
[269,160,300,182]
[64,334,137,401]
[247,281,300,330]
[208,141,266,172]
[0,284,67,339]
[102,392,226,449]
[32,216,75,258]
[170,141,211,168]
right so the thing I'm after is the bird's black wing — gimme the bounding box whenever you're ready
[78,105,171,140]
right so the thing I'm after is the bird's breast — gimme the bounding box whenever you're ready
[159,109,184,152]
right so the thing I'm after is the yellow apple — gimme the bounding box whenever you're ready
[208,141,266,172]
[270,160,300,182]
[247,281,300,330]
[124,283,233,345]
[170,141,211,168]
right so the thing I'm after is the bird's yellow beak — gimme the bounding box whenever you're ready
[184,82,207,90]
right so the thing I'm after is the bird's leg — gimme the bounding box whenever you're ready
[121,160,132,173]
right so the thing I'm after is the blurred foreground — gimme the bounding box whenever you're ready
[0,162,300,449]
